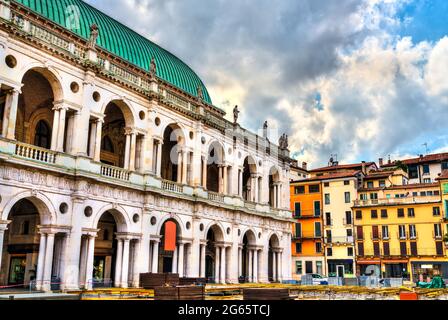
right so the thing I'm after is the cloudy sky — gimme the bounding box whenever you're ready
[86,0,448,169]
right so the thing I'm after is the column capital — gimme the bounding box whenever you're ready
[82,228,100,238]
[124,127,137,135]
[116,232,142,241]
[0,220,11,232]
[52,101,69,112]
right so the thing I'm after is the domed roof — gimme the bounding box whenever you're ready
[14,0,212,104]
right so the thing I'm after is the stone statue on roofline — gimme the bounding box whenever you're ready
[197,85,204,102]
[279,133,289,149]
[88,24,99,50]
[263,121,268,138]
[149,57,157,80]
[233,105,240,124]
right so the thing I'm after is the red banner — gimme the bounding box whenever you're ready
[164,221,177,252]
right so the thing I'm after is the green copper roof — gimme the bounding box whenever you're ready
[14,0,212,103]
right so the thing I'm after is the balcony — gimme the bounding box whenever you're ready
[0,139,293,221]
[354,196,441,207]
[324,236,354,244]
[293,209,322,219]
[293,232,322,240]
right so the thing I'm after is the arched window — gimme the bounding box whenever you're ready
[34,120,51,149]
[101,136,115,153]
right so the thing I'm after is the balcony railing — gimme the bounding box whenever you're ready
[15,142,57,164]
[293,209,322,219]
[161,180,184,194]
[354,196,441,207]
[100,164,130,181]
[208,191,224,203]
[324,236,354,244]
[293,232,322,240]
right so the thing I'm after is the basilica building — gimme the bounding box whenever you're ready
[0,0,293,291]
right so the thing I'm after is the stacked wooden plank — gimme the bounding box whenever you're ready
[179,278,207,286]
[154,286,205,300]
[139,273,179,289]
[243,288,294,300]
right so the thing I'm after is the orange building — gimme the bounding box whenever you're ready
[290,179,325,280]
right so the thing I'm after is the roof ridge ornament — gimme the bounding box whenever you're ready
[88,24,99,50]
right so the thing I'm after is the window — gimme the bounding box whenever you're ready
[327,248,333,257]
[367,181,374,188]
[295,223,302,238]
[423,178,431,184]
[372,226,379,240]
[410,242,418,256]
[397,208,405,218]
[434,224,442,239]
[443,162,448,171]
[370,193,378,200]
[314,201,321,217]
[315,242,322,254]
[379,180,386,188]
[357,243,364,256]
[360,194,368,201]
[420,191,427,197]
[324,182,330,187]
[347,247,354,256]
[346,229,353,237]
[34,120,52,149]
[436,242,444,256]
[356,226,364,240]
[295,243,302,254]
[409,225,417,239]
[344,180,350,186]
[294,203,301,218]
[314,222,322,237]
[295,261,303,274]
[408,208,415,218]
[381,209,388,218]
[305,261,313,274]
[345,211,352,225]
[295,186,305,194]
[309,184,320,193]
[355,210,362,220]
[434,190,440,196]
[325,212,332,226]
[433,207,441,216]
[408,165,418,179]
[344,192,351,204]
[383,242,390,256]
[382,226,389,240]
[373,242,380,256]
[423,164,430,175]
[325,193,331,205]
[326,230,332,243]
[371,210,378,219]
[400,242,407,256]
[399,225,406,240]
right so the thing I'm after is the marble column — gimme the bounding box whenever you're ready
[139,136,146,173]
[35,233,47,290]
[129,132,137,171]
[182,151,188,185]
[85,235,96,290]
[214,246,220,283]
[151,240,160,273]
[238,169,243,197]
[238,247,242,277]
[93,119,103,162]
[220,246,226,284]
[156,140,163,176]
[278,252,283,282]
[50,107,61,151]
[253,250,258,283]
[273,185,278,209]
[114,239,123,287]
[177,152,182,183]
[56,106,67,152]
[3,88,19,140]
[124,132,131,170]
[200,244,206,278]
[172,245,178,274]
[218,166,224,193]
[0,223,8,274]
[132,240,141,287]
[223,166,228,195]
[65,113,75,154]
[42,233,55,291]
[178,243,185,277]
[252,175,258,203]
[272,252,277,282]
[202,157,207,188]
[121,239,130,288]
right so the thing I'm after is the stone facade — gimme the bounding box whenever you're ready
[0,0,293,291]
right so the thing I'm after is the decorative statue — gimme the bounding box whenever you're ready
[150,57,157,76]
[88,24,99,49]
[279,134,284,149]
[197,86,204,101]
[285,134,289,149]
[263,121,268,130]
[263,121,268,138]
[233,105,240,124]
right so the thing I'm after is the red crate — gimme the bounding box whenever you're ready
[400,292,418,300]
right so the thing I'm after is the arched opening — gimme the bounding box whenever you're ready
[269,167,280,208]
[205,225,224,283]
[0,198,62,291]
[242,156,257,202]
[240,230,257,283]
[268,234,280,282]
[158,219,182,274]
[207,142,225,193]
[101,102,127,168]
[90,212,118,288]
[161,125,184,183]
[15,69,60,150]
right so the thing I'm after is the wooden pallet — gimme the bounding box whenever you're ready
[154,286,205,300]
[179,278,207,286]
[243,288,294,300]
[139,273,180,289]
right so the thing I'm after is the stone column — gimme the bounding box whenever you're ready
[248,250,254,283]
[252,175,258,203]
[218,166,224,193]
[139,136,147,173]
[78,237,88,287]
[56,106,67,152]
[57,235,68,286]
[200,244,206,278]
[94,119,103,162]
[182,151,188,185]
[215,246,220,283]
[0,223,8,274]
[172,245,178,274]
[129,132,137,171]
[156,140,163,176]
[85,235,96,290]
[178,243,185,277]
[253,250,258,283]
[50,107,61,151]
[42,233,55,291]
[114,239,123,287]
[65,113,75,154]
[202,157,207,188]
[238,247,242,278]
[223,166,228,195]
[124,131,131,170]
[35,233,47,290]
[278,252,283,282]
[151,240,160,273]
[220,246,226,284]
[238,169,243,197]
[272,252,277,282]
[273,185,278,209]
[121,239,130,288]
[3,88,19,140]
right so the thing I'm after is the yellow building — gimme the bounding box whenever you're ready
[322,171,363,278]
[354,174,446,281]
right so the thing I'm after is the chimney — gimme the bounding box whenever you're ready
[302,162,308,171]
[379,158,384,167]
[361,161,366,174]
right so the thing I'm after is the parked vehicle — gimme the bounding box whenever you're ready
[311,274,329,285]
